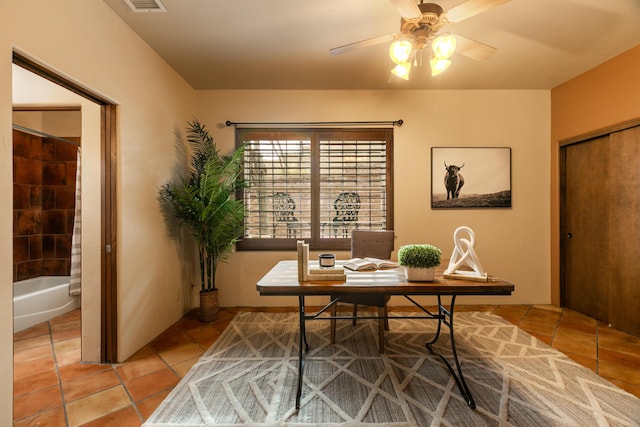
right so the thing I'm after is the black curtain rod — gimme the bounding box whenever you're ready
[12,124,81,147]
[225,119,403,127]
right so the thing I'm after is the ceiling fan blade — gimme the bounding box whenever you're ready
[329,34,396,55]
[453,34,496,61]
[445,0,510,23]
[389,0,422,20]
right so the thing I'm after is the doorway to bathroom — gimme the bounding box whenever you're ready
[12,52,118,363]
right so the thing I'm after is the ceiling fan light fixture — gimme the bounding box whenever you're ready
[389,39,413,64]
[391,62,412,80]
[432,34,457,59]
[430,58,451,76]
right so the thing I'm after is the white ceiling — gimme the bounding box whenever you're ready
[102,0,640,90]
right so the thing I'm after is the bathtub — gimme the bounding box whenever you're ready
[13,276,81,333]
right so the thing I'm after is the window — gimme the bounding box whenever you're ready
[237,128,393,250]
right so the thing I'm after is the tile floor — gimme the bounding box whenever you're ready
[13,304,640,426]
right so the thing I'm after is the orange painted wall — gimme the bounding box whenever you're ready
[550,44,640,305]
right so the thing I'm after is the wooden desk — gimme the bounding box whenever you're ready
[256,260,515,410]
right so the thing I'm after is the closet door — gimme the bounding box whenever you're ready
[562,124,640,336]
[563,135,611,323]
[608,126,640,335]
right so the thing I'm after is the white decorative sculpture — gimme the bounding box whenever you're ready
[443,226,488,282]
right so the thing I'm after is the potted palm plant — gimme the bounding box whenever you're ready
[398,244,442,282]
[160,120,245,322]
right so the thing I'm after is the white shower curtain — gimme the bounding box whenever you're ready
[69,147,82,296]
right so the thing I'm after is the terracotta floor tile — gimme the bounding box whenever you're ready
[158,342,204,366]
[13,406,67,427]
[557,318,597,335]
[561,308,596,324]
[116,352,167,381]
[124,367,180,402]
[13,323,50,341]
[62,369,121,402]
[13,385,63,421]
[552,329,597,359]
[49,311,82,335]
[197,334,220,351]
[212,319,234,332]
[522,306,562,326]
[151,325,182,343]
[149,332,190,353]
[50,308,81,325]
[598,359,640,386]
[185,323,222,342]
[598,326,640,356]
[51,321,82,341]
[54,340,83,367]
[607,378,640,398]
[52,326,82,342]
[532,304,563,313]
[173,315,204,332]
[518,319,557,337]
[56,347,82,367]
[136,390,170,420]
[53,336,81,354]
[124,344,155,362]
[527,331,553,346]
[80,405,142,427]
[59,362,113,383]
[216,309,239,319]
[13,305,640,425]
[13,343,53,363]
[562,352,597,372]
[598,347,640,370]
[65,385,131,427]
[14,355,56,381]
[13,334,51,353]
[172,355,201,377]
[13,368,60,398]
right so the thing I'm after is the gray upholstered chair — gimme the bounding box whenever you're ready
[330,229,394,352]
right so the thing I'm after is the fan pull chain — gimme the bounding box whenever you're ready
[414,49,423,68]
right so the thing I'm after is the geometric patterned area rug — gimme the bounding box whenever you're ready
[143,311,640,426]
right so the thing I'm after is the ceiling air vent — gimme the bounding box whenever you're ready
[123,0,167,12]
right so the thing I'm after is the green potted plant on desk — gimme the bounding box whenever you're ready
[160,119,245,322]
[398,244,442,282]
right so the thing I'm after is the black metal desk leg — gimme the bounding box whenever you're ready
[425,295,444,346]
[426,295,476,409]
[296,296,309,409]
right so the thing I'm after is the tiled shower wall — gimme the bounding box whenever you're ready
[13,129,80,282]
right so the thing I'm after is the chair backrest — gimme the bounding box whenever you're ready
[333,192,360,222]
[273,192,296,222]
[351,230,394,259]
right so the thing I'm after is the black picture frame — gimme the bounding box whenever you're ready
[431,147,512,209]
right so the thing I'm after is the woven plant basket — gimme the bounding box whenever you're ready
[199,289,219,322]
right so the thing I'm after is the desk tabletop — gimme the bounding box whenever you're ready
[256,260,514,296]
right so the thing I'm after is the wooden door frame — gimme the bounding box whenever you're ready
[13,52,118,363]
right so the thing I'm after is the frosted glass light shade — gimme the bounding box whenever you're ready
[391,62,411,80]
[430,58,451,76]
[432,34,456,59]
[389,39,413,64]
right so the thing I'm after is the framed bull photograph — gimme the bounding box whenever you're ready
[431,147,512,209]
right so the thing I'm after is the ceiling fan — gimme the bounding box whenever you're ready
[330,0,511,80]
